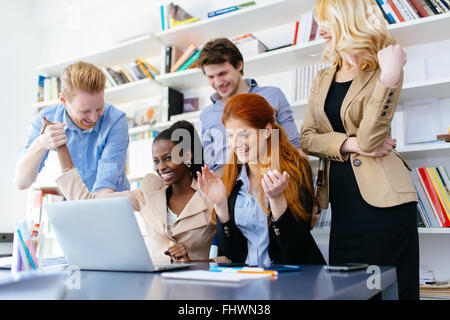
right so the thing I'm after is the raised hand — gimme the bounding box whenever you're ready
[196,166,227,206]
[40,117,67,150]
[197,166,229,223]
[378,44,407,88]
[261,169,290,199]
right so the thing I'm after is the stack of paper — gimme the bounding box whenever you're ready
[161,270,273,282]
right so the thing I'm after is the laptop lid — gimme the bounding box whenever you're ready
[43,197,190,272]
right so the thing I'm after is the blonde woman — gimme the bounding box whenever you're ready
[300,0,419,299]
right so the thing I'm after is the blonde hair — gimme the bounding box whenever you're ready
[314,0,395,71]
[60,61,106,101]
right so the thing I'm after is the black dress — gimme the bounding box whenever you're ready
[324,80,419,300]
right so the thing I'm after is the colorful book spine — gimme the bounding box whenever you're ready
[293,21,299,45]
[208,6,238,18]
[418,168,450,227]
[388,0,406,21]
[429,167,450,220]
[177,50,200,71]
[408,0,430,16]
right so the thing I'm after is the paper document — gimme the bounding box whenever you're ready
[161,270,274,282]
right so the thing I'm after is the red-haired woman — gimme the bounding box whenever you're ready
[197,93,325,265]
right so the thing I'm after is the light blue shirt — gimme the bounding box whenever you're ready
[200,79,300,172]
[19,103,130,192]
[235,165,271,267]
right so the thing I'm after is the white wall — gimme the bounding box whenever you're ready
[0,1,38,232]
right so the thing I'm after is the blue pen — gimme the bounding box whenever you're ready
[16,229,37,270]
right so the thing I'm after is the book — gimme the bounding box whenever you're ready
[417,167,450,227]
[418,0,436,15]
[167,2,197,29]
[297,11,314,44]
[171,17,199,27]
[429,167,450,220]
[207,1,256,17]
[208,5,238,18]
[170,44,197,72]
[183,97,199,113]
[293,21,299,46]
[309,17,319,41]
[400,0,421,18]
[437,166,450,194]
[379,0,401,23]
[161,87,184,121]
[164,45,183,74]
[388,0,406,21]
[376,0,396,23]
[408,0,430,16]
[393,0,414,20]
[37,75,45,103]
[412,170,440,227]
[135,59,154,79]
[424,0,443,14]
[433,0,449,12]
[177,49,200,71]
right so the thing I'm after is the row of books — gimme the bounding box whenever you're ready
[159,2,257,31]
[127,130,158,179]
[162,44,200,74]
[291,62,328,103]
[101,59,160,88]
[292,11,320,46]
[160,2,199,31]
[37,76,60,103]
[376,0,449,25]
[413,166,450,228]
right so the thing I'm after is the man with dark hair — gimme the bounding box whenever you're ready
[198,38,300,173]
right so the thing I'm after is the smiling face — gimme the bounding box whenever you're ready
[152,139,190,185]
[203,61,243,100]
[225,117,271,165]
[62,90,105,130]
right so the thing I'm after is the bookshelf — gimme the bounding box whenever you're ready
[28,0,450,283]
[156,0,315,47]
[34,34,161,77]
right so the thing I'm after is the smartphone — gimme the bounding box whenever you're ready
[324,263,369,272]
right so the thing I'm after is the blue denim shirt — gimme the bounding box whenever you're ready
[200,79,300,172]
[19,103,130,192]
[234,165,271,267]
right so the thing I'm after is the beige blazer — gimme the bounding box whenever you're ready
[56,169,216,263]
[300,66,418,209]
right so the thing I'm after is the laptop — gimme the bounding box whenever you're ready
[43,197,193,272]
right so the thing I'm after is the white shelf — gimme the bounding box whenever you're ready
[396,142,450,153]
[34,34,162,76]
[104,78,160,105]
[401,77,450,102]
[312,228,450,235]
[157,68,206,90]
[388,12,450,47]
[32,78,161,109]
[156,0,315,48]
[418,228,450,234]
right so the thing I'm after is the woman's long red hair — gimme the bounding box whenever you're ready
[212,93,317,224]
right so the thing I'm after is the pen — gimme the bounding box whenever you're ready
[209,266,278,276]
